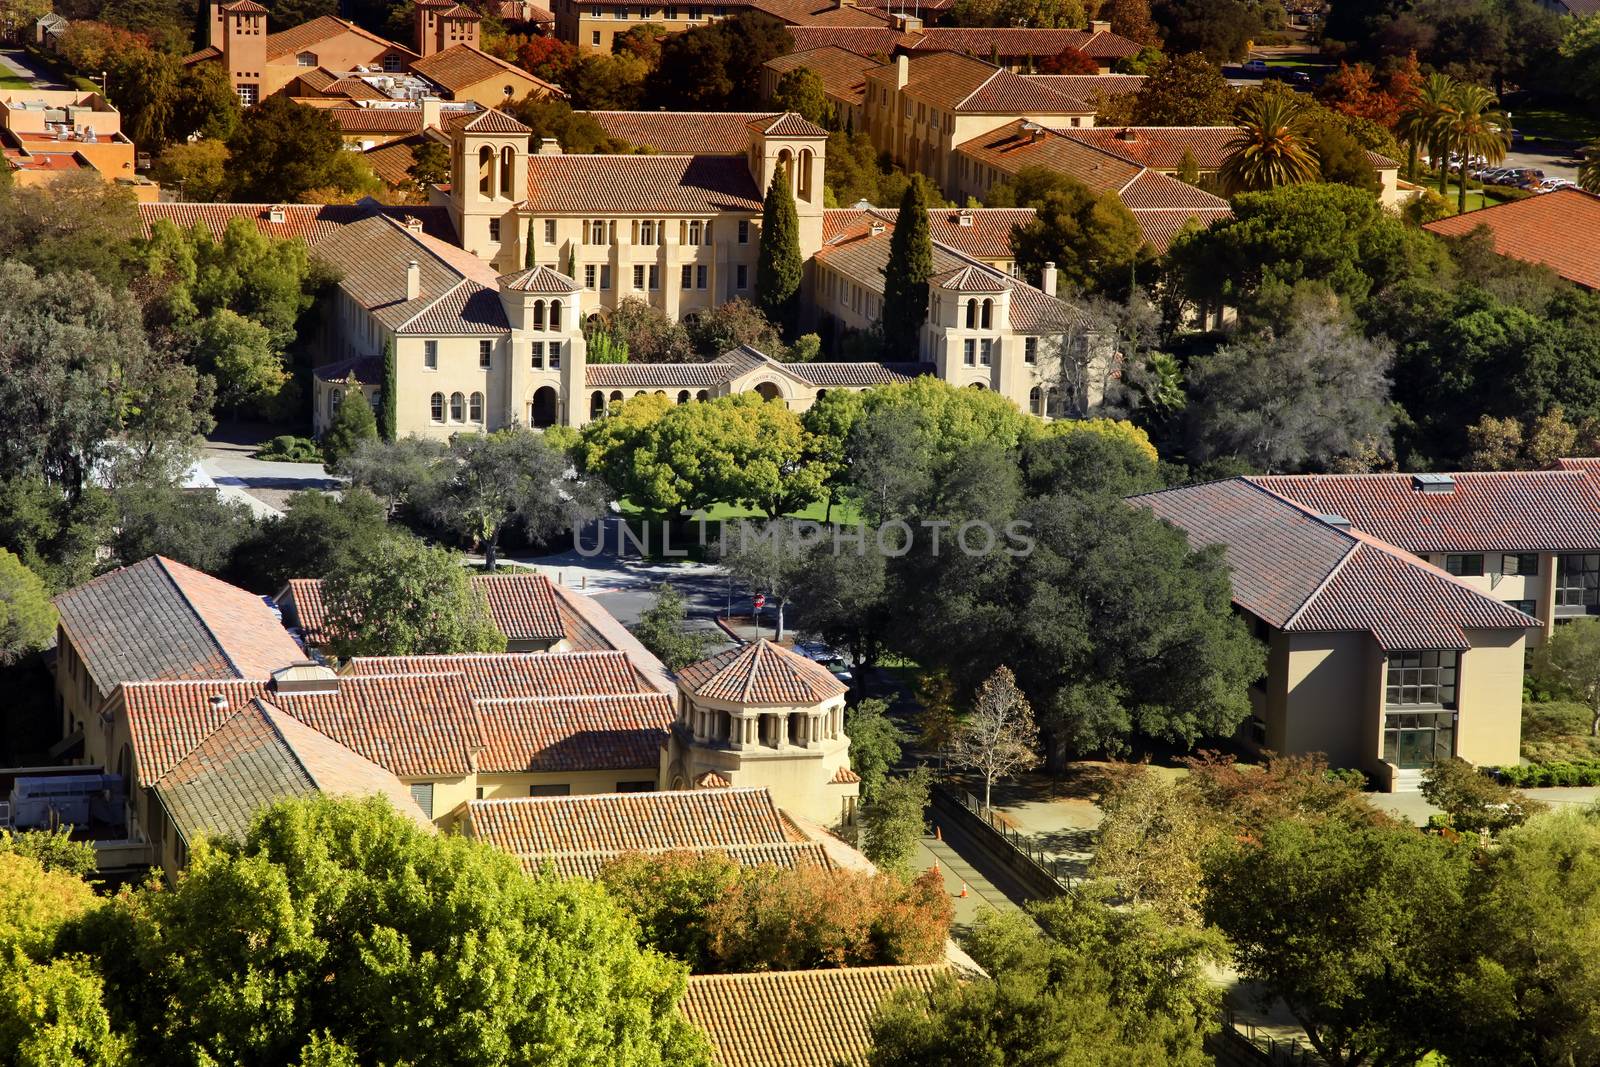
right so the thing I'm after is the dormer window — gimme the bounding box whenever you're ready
[296,51,317,67]
[267,206,286,223]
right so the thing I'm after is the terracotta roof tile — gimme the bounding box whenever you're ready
[762,46,878,104]
[261,16,417,63]
[590,111,772,154]
[54,557,303,695]
[464,787,794,856]
[328,106,426,134]
[830,765,861,783]
[1249,471,1600,554]
[1131,479,1540,651]
[285,573,565,646]
[456,104,536,132]
[1062,126,1239,170]
[322,77,389,100]
[534,841,831,879]
[1423,189,1600,291]
[138,201,458,245]
[411,46,561,97]
[346,649,646,697]
[312,353,384,384]
[785,361,932,386]
[272,672,481,778]
[786,26,913,54]
[523,154,763,214]
[123,679,273,785]
[915,25,1140,59]
[1023,73,1144,98]
[678,640,847,705]
[362,134,432,187]
[696,770,732,788]
[750,0,892,24]
[823,207,1034,260]
[474,692,674,772]
[498,264,581,293]
[679,966,951,1067]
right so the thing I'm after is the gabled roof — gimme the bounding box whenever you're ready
[1423,188,1600,291]
[679,966,951,1067]
[454,105,534,134]
[786,26,915,55]
[584,344,929,390]
[137,201,457,245]
[473,692,675,772]
[281,572,565,647]
[1249,471,1600,554]
[915,25,1140,60]
[345,649,647,697]
[762,46,879,105]
[53,556,303,695]
[677,639,847,705]
[523,154,763,214]
[748,112,829,138]
[1131,478,1540,651]
[411,45,562,97]
[1023,72,1144,98]
[262,15,418,63]
[931,263,1008,292]
[589,111,775,154]
[863,51,1090,114]
[822,206,1035,261]
[534,841,831,880]
[463,786,797,858]
[152,697,430,845]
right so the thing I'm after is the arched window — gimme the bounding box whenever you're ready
[478,145,493,196]
[610,390,623,404]
[590,391,606,419]
[655,389,667,396]
[677,390,690,404]
[777,149,794,193]
[981,299,993,329]
[689,220,702,245]
[966,300,977,328]
[469,391,484,422]
[533,299,545,329]
[1029,386,1043,414]
[969,382,986,390]
[430,392,444,422]
[816,388,827,400]
[499,145,513,197]
[798,148,813,200]
[450,391,465,421]
[550,299,562,329]
[330,388,343,415]
[696,389,709,402]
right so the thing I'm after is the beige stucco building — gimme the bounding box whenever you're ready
[0,89,157,200]
[1135,478,1544,790]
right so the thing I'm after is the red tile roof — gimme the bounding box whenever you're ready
[823,207,1033,260]
[915,25,1140,60]
[590,111,776,154]
[1132,479,1541,651]
[474,692,674,772]
[328,106,426,134]
[536,841,831,879]
[137,201,458,245]
[463,786,796,857]
[1423,189,1600,291]
[1249,471,1600,554]
[260,16,417,63]
[345,650,648,698]
[282,572,564,645]
[523,154,763,214]
[411,45,562,97]
[762,46,878,105]
[497,264,581,293]
[54,557,303,695]
[862,51,1089,114]
[786,26,913,55]
[677,640,848,705]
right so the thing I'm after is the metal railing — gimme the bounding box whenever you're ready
[1219,1008,1325,1066]
[950,788,1081,892]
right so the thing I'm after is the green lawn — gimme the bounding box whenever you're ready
[1510,103,1600,145]
[0,71,33,90]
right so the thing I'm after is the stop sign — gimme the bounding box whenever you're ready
[754,594,766,609]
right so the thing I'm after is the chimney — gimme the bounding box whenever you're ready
[870,222,887,236]
[420,95,442,131]
[208,693,229,712]
[895,54,909,90]
[1041,261,1057,296]
[537,136,562,155]
[1117,127,1137,142]
[1090,18,1110,31]
[406,258,421,301]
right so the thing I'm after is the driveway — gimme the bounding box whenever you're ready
[200,434,341,516]
[0,48,68,89]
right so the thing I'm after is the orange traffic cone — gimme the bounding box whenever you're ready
[959,883,969,898]
[935,825,943,842]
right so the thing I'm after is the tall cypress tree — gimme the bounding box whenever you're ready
[379,338,397,442]
[524,217,534,269]
[881,178,932,361]
[755,162,803,338]
[566,246,577,279]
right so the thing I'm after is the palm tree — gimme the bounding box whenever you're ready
[1396,72,1454,185]
[1219,93,1321,196]
[1440,83,1510,213]
[1580,141,1600,195]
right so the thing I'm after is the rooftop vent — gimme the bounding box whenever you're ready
[207,694,229,711]
[270,662,340,695]
[1412,473,1455,494]
[1317,513,1352,529]
[958,210,973,227]
[267,205,287,223]
[870,222,886,236]
[1117,127,1138,141]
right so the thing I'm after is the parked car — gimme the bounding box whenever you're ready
[1243,58,1267,72]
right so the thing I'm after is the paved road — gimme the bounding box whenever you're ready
[198,444,340,517]
[0,48,68,90]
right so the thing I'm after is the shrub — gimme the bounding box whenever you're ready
[255,435,323,462]
[1420,757,1545,834]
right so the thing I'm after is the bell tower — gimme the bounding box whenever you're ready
[448,109,531,271]
[746,113,828,260]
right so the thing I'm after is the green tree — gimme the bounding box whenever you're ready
[1439,82,1509,213]
[405,140,450,192]
[321,536,505,656]
[227,488,394,594]
[716,521,810,641]
[987,166,1148,296]
[319,392,379,469]
[845,698,906,800]
[189,309,288,415]
[1185,294,1395,471]
[1220,92,1321,194]
[152,138,231,201]
[630,582,711,671]
[1581,140,1600,194]
[0,550,56,667]
[1204,817,1470,1066]
[70,795,711,1066]
[684,298,783,360]
[0,475,112,591]
[860,767,930,873]
[1420,757,1545,835]
[223,95,347,202]
[1531,617,1600,736]
[881,178,933,361]
[1129,50,1239,124]
[335,436,450,517]
[0,955,128,1067]
[795,537,890,672]
[107,482,259,575]
[0,828,97,878]
[0,171,141,283]
[378,340,397,442]
[425,430,607,572]
[755,162,804,337]
[647,12,793,110]
[773,67,830,125]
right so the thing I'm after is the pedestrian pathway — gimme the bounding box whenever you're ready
[912,830,1022,926]
[0,48,68,89]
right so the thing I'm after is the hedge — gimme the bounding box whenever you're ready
[1491,760,1600,788]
